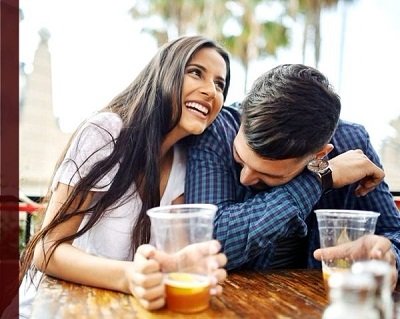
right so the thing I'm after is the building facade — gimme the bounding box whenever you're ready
[19,29,71,197]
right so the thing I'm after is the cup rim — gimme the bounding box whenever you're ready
[314,209,380,218]
[147,203,218,219]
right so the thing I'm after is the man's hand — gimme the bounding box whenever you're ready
[314,234,398,290]
[329,149,385,196]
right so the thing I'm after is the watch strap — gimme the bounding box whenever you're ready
[319,167,333,193]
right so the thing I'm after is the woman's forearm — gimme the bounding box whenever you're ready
[33,242,131,293]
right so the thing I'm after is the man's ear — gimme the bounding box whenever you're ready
[314,143,334,159]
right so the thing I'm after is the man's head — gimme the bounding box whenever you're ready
[233,64,341,189]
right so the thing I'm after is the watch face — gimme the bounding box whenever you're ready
[307,158,329,173]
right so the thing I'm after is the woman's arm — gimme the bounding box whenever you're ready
[32,183,165,309]
[32,184,226,309]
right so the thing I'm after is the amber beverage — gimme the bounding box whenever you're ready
[165,273,210,313]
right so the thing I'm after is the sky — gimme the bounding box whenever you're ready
[20,0,400,151]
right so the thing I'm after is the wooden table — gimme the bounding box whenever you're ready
[31,269,400,319]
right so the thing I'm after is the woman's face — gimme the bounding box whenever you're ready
[177,47,227,136]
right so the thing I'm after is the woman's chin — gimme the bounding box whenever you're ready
[185,124,207,136]
[192,127,207,135]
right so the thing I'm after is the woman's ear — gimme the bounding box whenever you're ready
[314,143,334,159]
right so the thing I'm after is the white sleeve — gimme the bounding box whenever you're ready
[51,112,123,192]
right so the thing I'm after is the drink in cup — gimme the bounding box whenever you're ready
[147,204,217,313]
[315,209,380,288]
[164,272,210,313]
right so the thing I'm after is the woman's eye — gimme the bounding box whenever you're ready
[215,81,225,91]
[187,68,201,77]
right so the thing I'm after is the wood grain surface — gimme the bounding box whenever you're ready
[31,269,400,319]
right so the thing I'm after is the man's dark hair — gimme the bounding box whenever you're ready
[241,64,341,159]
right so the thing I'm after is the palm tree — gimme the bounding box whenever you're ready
[130,0,207,46]
[130,0,290,92]
[221,0,289,91]
[285,0,356,68]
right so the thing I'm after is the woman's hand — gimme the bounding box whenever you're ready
[127,244,165,310]
[313,234,398,290]
[192,240,227,296]
[153,240,228,296]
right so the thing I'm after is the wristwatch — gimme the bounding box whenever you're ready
[307,158,333,193]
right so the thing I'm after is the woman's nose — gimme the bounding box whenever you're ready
[200,80,216,99]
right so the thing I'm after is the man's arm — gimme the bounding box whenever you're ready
[186,111,392,270]
[185,108,322,269]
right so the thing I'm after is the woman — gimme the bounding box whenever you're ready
[19,35,231,315]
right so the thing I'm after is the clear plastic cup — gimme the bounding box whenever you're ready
[315,209,380,288]
[147,204,218,313]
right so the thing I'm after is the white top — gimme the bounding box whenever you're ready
[18,112,186,318]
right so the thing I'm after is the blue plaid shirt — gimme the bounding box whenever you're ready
[185,106,400,274]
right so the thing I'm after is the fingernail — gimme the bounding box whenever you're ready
[210,287,217,295]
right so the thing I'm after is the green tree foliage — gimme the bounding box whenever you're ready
[130,0,290,92]
[283,0,346,67]
[130,0,229,45]
[222,0,289,91]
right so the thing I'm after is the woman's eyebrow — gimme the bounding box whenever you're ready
[186,63,205,70]
[186,63,226,82]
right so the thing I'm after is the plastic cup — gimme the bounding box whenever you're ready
[315,209,380,288]
[147,204,217,313]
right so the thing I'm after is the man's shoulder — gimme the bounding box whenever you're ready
[214,104,241,127]
[334,119,369,138]
[331,119,370,150]
[204,104,241,137]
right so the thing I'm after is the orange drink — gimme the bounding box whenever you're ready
[165,272,210,313]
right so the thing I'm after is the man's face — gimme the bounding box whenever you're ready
[233,126,312,190]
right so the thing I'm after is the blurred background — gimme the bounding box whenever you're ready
[19,0,400,198]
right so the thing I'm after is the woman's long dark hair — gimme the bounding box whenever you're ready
[20,35,231,283]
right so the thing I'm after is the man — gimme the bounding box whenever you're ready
[185,64,400,285]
